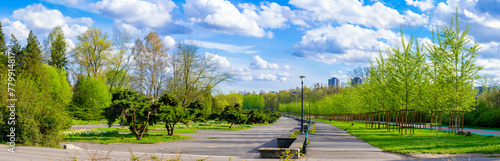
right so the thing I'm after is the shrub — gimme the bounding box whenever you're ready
[0,65,71,147]
[71,76,111,120]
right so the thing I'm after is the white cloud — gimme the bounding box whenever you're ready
[293,24,400,65]
[254,72,289,82]
[464,9,500,29]
[12,3,93,31]
[205,52,231,68]
[65,39,76,51]
[406,0,435,11]
[90,0,175,28]
[249,55,282,70]
[236,67,252,81]
[280,65,291,70]
[164,36,176,49]
[194,40,257,54]
[289,0,429,29]
[183,0,296,37]
[1,18,30,41]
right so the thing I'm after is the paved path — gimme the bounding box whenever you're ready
[301,120,403,161]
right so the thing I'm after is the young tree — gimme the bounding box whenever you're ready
[45,26,68,70]
[167,42,235,107]
[222,104,247,128]
[106,31,133,92]
[73,28,112,79]
[132,32,169,100]
[109,90,156,140]
[0,22,6,54]
[156,93,189,135]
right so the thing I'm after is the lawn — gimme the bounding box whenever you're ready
[314,118,500,154]
[93,127,198,134]
[63,130,191,144]
[150,121,254,131]
[71,119,120,125]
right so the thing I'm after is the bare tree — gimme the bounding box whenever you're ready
[106,31,133,92]
[167,41,235,107]
[132,32,169,100]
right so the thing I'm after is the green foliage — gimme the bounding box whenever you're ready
[74,27,112,79]
[45,26,68,70]
[243,95,265,110]
[156,93,189,135]
[20,30,43,76]
[0,68,72,147]
[213,92,243,112]
[0,22,6,54]
[71,76,112,120]
[43,65,72,106]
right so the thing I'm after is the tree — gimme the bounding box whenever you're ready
[73,28,112,79]
[70,76,112,120]
[156,93,189,135]
[106,31,133,92]
[132,32,169,99]
[10,34,22,68]
[167,42,234,107]
[45,26,68,70]
[109,90,156,140]
[20,30,43,75]
[222,104,247,128]
[243,95,265,110]
[0,22,6,54]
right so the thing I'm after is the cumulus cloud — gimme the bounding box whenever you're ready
[183,0,295,38]
[406,0,435,11]
[90,0,175,28]
[254,73,288,82]
[12,3,92,31]
[164,36,176,49]
[289,0,429,29]
[249,55,291,70]
[236,67,253,81]
[1,3,91,41]
[1,18,30,41]
[205,52,231,68]
[293,24,400,65]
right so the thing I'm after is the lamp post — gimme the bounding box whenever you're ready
[300,76,305,133]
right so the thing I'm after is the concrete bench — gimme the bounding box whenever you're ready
[258,130,305,159]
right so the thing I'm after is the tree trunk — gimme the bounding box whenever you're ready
[229,122,234,128]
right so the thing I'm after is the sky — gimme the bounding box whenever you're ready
[1,0,499,93]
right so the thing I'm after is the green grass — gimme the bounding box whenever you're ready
[71,119,120,125]
[93,127,198,134]
[63,132,191,144]
[314,118,500,154]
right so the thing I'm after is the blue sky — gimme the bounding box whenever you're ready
[1,0,499,93]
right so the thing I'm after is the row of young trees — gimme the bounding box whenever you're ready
[280,13,482,121]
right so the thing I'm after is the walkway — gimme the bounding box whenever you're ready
[302,120,403,161]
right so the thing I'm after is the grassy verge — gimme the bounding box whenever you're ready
[71,119,120,125]
[63,130,191,144]
[314,118,500,154]
[150,121,253,131]
[93,127,198,134]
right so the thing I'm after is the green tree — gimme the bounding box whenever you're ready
[106,31,133,92]
[45,26,68,70]
[113,90,155,140]
[156,93,189,135]
[70,76,112,120]
[73,28,112,79]
[20,30,43,75]
[243,95,265,110]
[0,22,7,69]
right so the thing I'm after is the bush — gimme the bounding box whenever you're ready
[0,65,71,147]
[71,76,111,120]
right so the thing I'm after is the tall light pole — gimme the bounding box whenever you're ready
[300,76,305,133]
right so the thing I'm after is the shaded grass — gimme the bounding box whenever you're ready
[150,121,253,131]
[71,119,119,125]
[314,118,500,154]
[93,127,198,134]
[63,132,191,144]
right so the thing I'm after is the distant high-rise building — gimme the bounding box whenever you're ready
[351,77,363,86]
[328,77,340,87]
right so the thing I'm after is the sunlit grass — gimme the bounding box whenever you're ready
[315,118,500,154]
[93,127,198,134]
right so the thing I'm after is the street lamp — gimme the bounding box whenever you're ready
[300,76,305,133]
